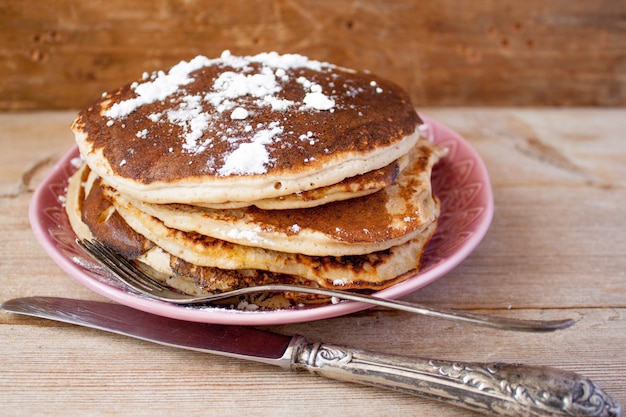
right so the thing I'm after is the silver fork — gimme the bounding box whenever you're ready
[77,239,575,332]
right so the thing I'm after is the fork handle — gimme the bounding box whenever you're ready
[290,338,621,417]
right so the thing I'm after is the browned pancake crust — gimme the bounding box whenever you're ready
[81,177,152,259]
[197,154,406,209]
[78,171,430,295]
[241,141,438,245]
[257,156,403,205]
[136,139,441,251]
[73,58,420,185]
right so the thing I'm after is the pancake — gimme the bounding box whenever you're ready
[109,187,438,288]
[72,51,421,205]
[65,163,438,306]
[114,137,445,256]
[65,51,445,308]
[194,154,409,210]
[65,165,331,307]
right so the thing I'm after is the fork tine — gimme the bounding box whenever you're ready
[77,239,176,296]
[91,242,161,291]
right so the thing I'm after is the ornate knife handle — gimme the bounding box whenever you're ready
[290,338,621,417]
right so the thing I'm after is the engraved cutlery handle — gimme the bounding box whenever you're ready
[290,338,621,417]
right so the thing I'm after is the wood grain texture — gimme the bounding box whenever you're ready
[0,109,624,416]
[1,308,624,417]
[1,0,625,110]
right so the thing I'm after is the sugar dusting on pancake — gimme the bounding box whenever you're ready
[72,51,421,205]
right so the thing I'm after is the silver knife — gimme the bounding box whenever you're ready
[2,297,620,417]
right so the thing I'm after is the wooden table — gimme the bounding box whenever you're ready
[1,109,624,416]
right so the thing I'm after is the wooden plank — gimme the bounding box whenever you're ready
[1,307,623,417]
[1,0,625,110]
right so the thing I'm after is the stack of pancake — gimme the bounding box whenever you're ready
[65,51,446,308]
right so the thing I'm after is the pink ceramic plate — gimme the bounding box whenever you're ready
[29,116,493,325]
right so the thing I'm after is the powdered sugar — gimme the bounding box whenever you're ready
[230,107,249,120]
[206,68,282,112]
[225,225,268,245]
[70,156,84,168]
[303,91,335,110]
[166,94,212,152]
[105,55,211,119]
[101,50,375,176]
[260,95,294,111]
[218,122,283,176]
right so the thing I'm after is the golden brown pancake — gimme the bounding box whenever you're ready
[194,154,409,210]
[72,51,422,205]
[113,138,445,256]
[65,163,437,307]
[65,51,444,308]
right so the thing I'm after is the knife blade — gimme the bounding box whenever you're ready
[2,297,620,417]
